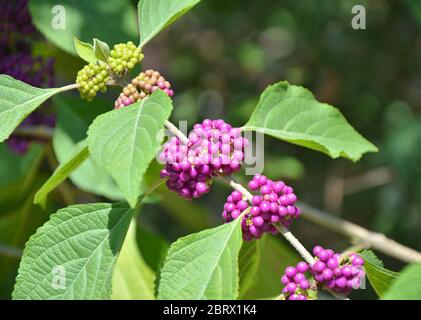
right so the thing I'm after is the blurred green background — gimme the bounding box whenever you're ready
[1,0,421,300]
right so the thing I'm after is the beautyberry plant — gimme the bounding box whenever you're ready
[0,0,418,302]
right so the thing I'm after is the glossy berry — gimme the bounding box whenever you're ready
[76,62,109,101]
[280,263,315,300]
[108,41,144,76]
[114,69,174,109]
[310,245,365,295]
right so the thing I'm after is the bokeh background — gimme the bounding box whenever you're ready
[1,0,421,299]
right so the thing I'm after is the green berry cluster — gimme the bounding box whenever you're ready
[108,41,144,76]
[76,63,110,101]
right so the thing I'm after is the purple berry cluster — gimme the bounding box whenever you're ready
[281,262,314,300]
[311,246,365,295]
[1,0,55,154]
[114,69,174,109]
[6,113,56,154]
[221,174,300,240]
[159,119,249,199]
[222,174,300,241]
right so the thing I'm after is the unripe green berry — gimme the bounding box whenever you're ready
[107,41,144,76]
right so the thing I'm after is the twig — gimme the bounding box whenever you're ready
[165,120,190,145]
[298,202,421,263]
[343,167,393,195]
[56,83,80,93]
[274,224,315,264]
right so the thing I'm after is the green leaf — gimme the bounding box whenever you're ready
[111,220,155,300]
[157,219,243,300]
[0,75,64,142]
[34,140,89,207]
[93,39,110,63]
[243,81,378,161]
[383,263,421,300]
[360,250,399,297]
[73,37,96,64]
[138,0,202,47]
[29,0,137,55]
[12,202,133,300]
[52,95,124,201]
[238,240,260,299]
[87,90,173,208]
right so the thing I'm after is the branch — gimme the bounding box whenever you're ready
[298,202,421,263]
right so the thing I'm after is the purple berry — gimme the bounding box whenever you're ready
[248,180,259,190]
[317,250,330,262]
[312,261,326,273]
[252,216,264,227]
[281,275,290,285]
[342,266,352,278]
[322,268,333,281]
[299,279,310,290]
[285,266,297,278]
[352,256,364,266]
[231,191,242,202]
[327,257,339,269]
[293,273,306,283]
[335,277,347,288]
[313,246,323,256]
[286,282,297,293]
